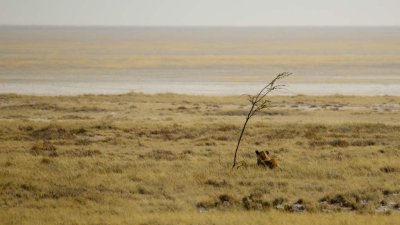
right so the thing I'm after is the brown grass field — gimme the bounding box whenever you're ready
[1,93,400,225]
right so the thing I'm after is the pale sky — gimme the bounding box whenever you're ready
[0,0,399,26]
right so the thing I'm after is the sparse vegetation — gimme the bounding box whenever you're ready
[1,93,400,224]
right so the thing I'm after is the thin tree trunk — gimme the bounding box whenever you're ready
[232,105,254,168]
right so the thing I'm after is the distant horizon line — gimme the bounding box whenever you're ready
[1,24,400,28]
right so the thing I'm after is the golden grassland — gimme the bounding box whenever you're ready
[1,93,400,225]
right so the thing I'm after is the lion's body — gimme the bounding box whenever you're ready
[255,150,278,169]
[265,158,278,169]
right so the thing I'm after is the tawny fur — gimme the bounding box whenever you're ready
[255,150,278,169]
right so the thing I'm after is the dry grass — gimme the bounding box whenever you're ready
[1,93,400,224]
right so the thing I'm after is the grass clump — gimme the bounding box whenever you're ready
[30,140,57,157]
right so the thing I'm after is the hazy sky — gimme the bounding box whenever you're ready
[0,0,399,26]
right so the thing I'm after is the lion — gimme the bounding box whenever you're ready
[255,150,278,169]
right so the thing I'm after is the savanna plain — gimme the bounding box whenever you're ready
[1,93,400,225]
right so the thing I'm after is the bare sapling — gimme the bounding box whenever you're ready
[232,72,292,168]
